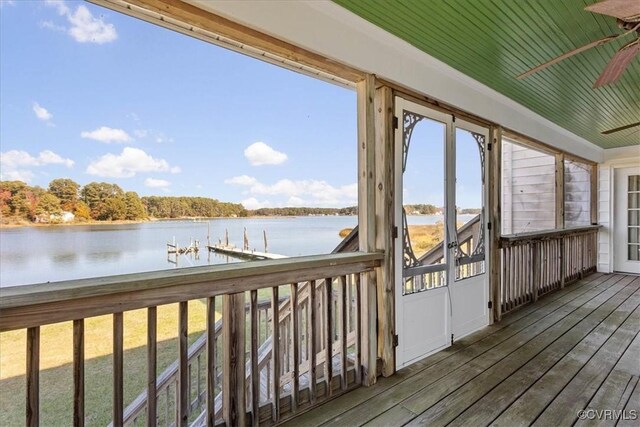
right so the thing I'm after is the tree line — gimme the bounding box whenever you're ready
[0,179,245,224]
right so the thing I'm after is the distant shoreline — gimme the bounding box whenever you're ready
[0,214,360,229]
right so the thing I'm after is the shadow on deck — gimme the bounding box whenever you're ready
[285,272,640,426]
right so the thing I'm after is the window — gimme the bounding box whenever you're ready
[501,139,556,234]
[564,159,592,227]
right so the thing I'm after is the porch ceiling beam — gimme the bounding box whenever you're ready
[90,0,364,84]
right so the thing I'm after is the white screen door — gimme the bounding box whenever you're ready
[394,99,489,369]
[614,167,640,274]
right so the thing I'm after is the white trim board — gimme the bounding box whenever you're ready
[187,0,604,162]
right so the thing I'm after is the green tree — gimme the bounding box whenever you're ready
[48,178,80,211]
[81,182,124,219]
[73,200,91,221]
[98,196,127,221]
[35,193,62,217]
[124,192,146,220]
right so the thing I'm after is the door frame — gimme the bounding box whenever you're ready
[393,97,490,369]
[613,165,640,273]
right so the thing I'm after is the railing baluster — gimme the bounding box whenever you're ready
[206,297,216,427]
[250,290,260,426]
[147,307,157,427]
[308,280,317,403]
[271,286,280,422]
[290,282,299,412]
[222,292,246,426]
[73,319,84,427]
[339,275,348,390]
[324,277,333,396]
[26,326,39,427]
[113,312,124,427]
[178,301,188,426]
[355,274,362,384]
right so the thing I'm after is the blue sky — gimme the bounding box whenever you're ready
[0,0,481,209]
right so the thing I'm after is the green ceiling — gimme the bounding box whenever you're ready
[334,0,639,149]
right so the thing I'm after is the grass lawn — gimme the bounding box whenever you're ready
[0,300,221,426]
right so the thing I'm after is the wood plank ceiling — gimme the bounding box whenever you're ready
[334,0,640,149]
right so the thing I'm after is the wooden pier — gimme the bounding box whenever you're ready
[206,244,287,260]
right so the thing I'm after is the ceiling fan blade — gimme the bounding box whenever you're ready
[601,121,640,134]
[593,39,640,88]
[585,0,640,22]
[517,35,619,79]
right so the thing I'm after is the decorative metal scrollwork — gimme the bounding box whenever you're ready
[472,132,486,184]
[402,208,420,268]
[402,111,424,173]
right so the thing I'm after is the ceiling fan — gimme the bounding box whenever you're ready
[517,0,640,89]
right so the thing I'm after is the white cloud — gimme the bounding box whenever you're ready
[244,142,287,166]
[224,175,258,186]
[227,176,357,208]
[86,147,179,178]
[0,149,74,182]
[44,1,117,44]
[133,129,148,138]
[81,126,132,143]
[144,178,171,188]
[32,102,53,122]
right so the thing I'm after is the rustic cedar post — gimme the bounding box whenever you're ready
[374,85,395,377]
[590,164,598,225]
[223,292,246,426]
[489,126,503,323]
[556,153,566,288]
[357,74,378,386]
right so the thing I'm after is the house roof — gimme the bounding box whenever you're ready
[334,0,640,149]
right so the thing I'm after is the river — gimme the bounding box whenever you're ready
[0,214,473,287]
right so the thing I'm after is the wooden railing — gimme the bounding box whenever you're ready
[499,225,599,315]
[0,252,382,427]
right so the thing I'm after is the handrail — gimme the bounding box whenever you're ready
[0,252,383,332]
[499,225,601,247]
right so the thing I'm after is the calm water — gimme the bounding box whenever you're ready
[0,215,468,287]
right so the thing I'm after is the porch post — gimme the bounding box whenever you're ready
[555,154,566,288]
[357,74,378,386]
[489,126,503,323]
[374,85,395,377]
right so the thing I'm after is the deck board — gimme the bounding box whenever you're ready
[285,273,640,427]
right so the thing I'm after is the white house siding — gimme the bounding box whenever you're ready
[598,164,612,273]
[502,140,556,234]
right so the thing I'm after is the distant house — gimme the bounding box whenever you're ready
[50,211,75,223]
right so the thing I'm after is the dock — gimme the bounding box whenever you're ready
[206,244,287,260]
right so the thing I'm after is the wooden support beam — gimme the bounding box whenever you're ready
[555,153,565,229]
[374,85,395,377]
[223,292,246,426]
[489,126,503,324]
[271,287,280,422]
[357,74,378,386]
[591,164,598,225]
[95,0,363,83]
[73,319,85,427]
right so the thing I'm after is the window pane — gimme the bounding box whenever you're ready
[564,160,592,227]
[629,244,640,261]
[629,227,640,244]
[501,139,556,234]
[630,210,640,226]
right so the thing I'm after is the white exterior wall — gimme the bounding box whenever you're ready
[597,146,640,273]
[502,141,556,234]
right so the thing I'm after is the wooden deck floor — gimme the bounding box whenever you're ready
[285,273,640,427]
